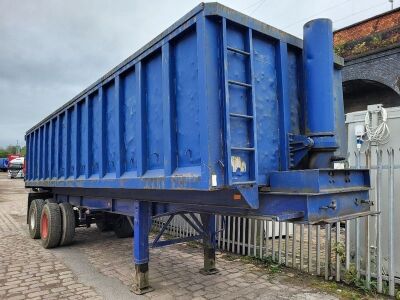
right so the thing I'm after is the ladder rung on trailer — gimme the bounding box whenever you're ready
[222,18,258,186]
[228,80,252,88]
[231,181,257,186]
[227,46,250,56]
[229,113,253,119]
[231,147,255,151]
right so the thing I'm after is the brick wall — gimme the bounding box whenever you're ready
[341,47,400,95]
[334,8,400,45]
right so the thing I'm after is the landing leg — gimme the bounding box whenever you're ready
[132,201,154,294]
[200,213,219,275]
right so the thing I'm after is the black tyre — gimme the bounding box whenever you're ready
[28,199,45,239]
[96,221,113,232]
[45,198,57,204]
[59,203,75,246]
[113,215,133,238]
[96,213,114,232]
[40,203,62,249]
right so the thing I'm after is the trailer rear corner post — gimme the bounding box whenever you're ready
[200,213,218,275]
[132,201,153,295]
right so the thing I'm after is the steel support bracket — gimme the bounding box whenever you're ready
[152,234,205,248]
[288,133,314,168]
[264,169,372,223]
[236,185,259,209]
[151,212,206,248]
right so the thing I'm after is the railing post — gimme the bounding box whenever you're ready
[316,225,321,275]
[336,221,341,282]
[325,224,331,280]
[376,149,383,293]
[388,148,395,296]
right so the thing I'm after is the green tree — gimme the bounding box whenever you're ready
[0,144,26,157]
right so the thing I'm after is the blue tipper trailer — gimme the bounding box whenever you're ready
[25,3,372,294]
[0,158,8,171]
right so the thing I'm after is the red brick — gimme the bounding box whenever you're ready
[334,8,400,45]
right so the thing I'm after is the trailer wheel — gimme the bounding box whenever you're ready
[96,213,114,232]
[59,203,75,246]
[96,221,113,232]
[40,203,62,249]
[113,216,133,238]
[28,199,45,239]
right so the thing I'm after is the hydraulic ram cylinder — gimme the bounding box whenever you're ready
[303,19,338,167]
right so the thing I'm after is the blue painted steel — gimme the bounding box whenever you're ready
[152,215,174,247]
[58,185,371,225]
[303,19,336,151]
[25,3,371,224]
[25,3,313,189]
[258,190,371,223]
[150,213,207,249]
[288,134,314,167]
[133,201,151,264]
[222,18,258,185]
[0,158,8,171]
[200,213,216,273]
[269,169,370,193]
[201,214,216,247]
[276,41,290,171]
[152,235,204,248]
[303,19,339,170]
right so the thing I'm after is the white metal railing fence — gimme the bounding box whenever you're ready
[152,149,399,297]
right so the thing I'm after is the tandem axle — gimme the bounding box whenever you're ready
[27,193,220,294]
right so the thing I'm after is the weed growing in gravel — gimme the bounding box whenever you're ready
[221,253,283,274]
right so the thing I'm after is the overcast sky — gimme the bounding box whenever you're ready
[0,0,397,147]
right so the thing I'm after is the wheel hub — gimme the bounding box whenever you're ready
[30,211,36,230]
[41,213,49,239]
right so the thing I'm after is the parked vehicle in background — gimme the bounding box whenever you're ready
[8,157,25,179]
[8,154,20,162]
[0,158,8,171]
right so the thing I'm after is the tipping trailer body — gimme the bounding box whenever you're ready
[24,3,372,293]
[25,3,370,223]
[0,158,8,171]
